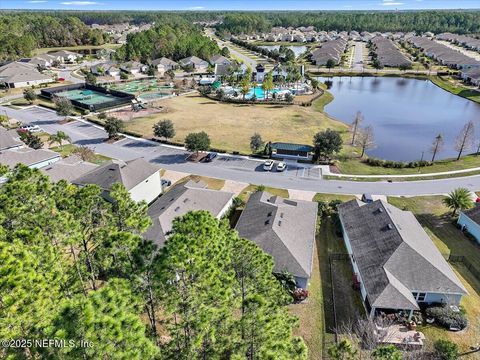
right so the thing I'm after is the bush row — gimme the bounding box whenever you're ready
[365,157,433,169]
[425,305,468,330]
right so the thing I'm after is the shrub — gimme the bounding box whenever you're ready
[434,340,459,360]
[426,305,468,330]
[292,288,308,302]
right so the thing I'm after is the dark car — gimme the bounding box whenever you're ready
[204,152,218,162]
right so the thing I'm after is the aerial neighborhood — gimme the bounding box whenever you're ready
[1,4,480,360]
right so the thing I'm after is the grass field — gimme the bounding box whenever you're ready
[387,196,480,352]
[336,153,480,176]
[238,184,289,202]
[125,93,349,154]
[50,144,110,164]
[430,75,480,104]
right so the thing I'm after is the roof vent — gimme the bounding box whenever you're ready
[387,223,393,230]
[375,208,384,214]
[280,212,284,218]
[267,211,272,217]
[278,220,282,226]
[174,206,180,212]
[183,198,189,203]
[265,219,270,225]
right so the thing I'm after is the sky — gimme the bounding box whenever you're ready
[1,0,479,11]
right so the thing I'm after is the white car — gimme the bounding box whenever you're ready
[263,160,274,171]
[276,162,287,172]
[20,125,42,133]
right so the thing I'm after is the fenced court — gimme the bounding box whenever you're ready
[41,84,135,112]
[106,78,175,101]
[56,89,119,106]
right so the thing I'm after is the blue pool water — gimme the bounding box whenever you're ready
[244,87,279,100]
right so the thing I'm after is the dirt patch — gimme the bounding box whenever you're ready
[329,165,341,174]
[288,189,316,201]
[221,180,249,196]
[186,152,207,162]
[109,107,165,122]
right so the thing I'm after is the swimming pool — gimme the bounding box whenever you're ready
[241,87,280,100]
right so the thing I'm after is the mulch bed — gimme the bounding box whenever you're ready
[329,165,341,174]
[187,152,207,162]
[104,135,125,144]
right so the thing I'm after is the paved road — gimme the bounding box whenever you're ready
[352,42,364,71]
[206,29,259,68]
[3,105,480,196]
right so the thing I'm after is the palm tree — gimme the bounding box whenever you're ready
[443,188,474,216]
[48,131,71,150]
[262,72,274,101]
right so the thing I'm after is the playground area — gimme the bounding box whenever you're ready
[55,89,120,106]
[106,79,175,101]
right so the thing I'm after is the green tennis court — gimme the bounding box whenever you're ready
[57,89,120,105]
[107,79,174,96]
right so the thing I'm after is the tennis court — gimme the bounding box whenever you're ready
[56,89,120,105]
[107,79,174,100]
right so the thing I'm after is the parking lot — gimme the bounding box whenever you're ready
[213,156,322,179]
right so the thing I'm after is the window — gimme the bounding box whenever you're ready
[417,293,426,302]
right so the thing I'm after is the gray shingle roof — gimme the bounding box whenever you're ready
[0,147,60,168]
[0,127,23,151]
[72,158,159,191]
[41,155,98,182]
[0,62,53,84]
[461,205,480,224]
[144,180,234,248]
[235,191,318,279]
[338,199,467,311]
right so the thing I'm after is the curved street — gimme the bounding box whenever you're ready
[2,104,480,196]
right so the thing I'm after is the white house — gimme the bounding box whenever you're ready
[209,54,231,66]
[151,57,178,75]
[120,61,148,75]
[0,147,61,169]
[0,62,54,88]
[178,56,209,72]
[0,127,23,151]
[338,199,468,319]
[49,50,81,63]
[73,158,162,204]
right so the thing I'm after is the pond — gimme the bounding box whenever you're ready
[259,45,308,58]
[317,76,480,161]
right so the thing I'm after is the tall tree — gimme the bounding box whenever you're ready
[313,129,343,162]
[185,131,211,154]
[156,211,236,358]
[443,187,474,216]
[455,120,475,161]
[351,111,363,145]
[262,72,274,101]
[54,96,74,116]
[240,67,253,100]
[50,279,159,360]
[104,117,125,140]
[355,125,375,157]
[23,88,37,104]
[153,119,176,141]
[250,132,264,153]
[48,130,71,150]
[430,134,444,162]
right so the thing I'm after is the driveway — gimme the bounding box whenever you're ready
[352,41,364,71]
[3,104,480,196]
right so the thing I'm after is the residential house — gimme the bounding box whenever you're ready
[457,206,480,244]
[151,57,178,75]
[144,180,234,248]
[49,50,81,63]
[255,63,266,82]
[73,158,161,204]
[0,62,54,88]
[28,53,61,68]
[0,127,23,151]
[461,67,480,87]
[41,155,98,182]
[0,147,61,169]
[120,61,148,75]
[90,62,121,77]
[270,142,314,160]
[338,199,468,318]
[178,56,209,72]
[236,191,317,289]
[209,54,231,66]
[271,64,305,82]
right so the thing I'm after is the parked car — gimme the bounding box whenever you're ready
[19,125,42,133]
[276,162,287,172]
[263,160,275,171]
[204,152,218,162]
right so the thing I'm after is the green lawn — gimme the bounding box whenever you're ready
[387,196,480,352]
[50,144,110,164]
[238,184,289,203]
[430,75,480,104]
[335,154,480,176]
[187,175,225,190]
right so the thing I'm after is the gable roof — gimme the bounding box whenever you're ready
[0,62,53,84]
[179,56,208,66]
[209,54,231,65]
[72,158,159,191]
[271,142,313,153]
[41,155,98,182]
[0,127,23,151]
[144,180,234,248]
[151,57,178,67]
[461,206,480,224]
[338,199,467,310]
[235,191,318,279]
[0,147,60,168]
